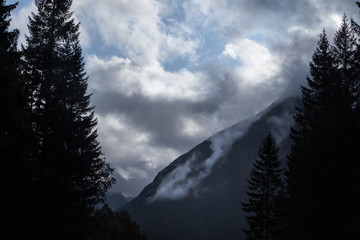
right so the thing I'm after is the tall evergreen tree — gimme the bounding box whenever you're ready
[331,15,360,239]
[0,1,30,239]
[286,14,360,239]
[0,0,20,170]
[332,14,357,114]
[351,2,360,107]
[0,0,22,172]
[242,133,283,240]
[22,0,114,239]
[286,28,339,240]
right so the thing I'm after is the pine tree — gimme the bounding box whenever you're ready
[0,0,20,170]
[286,15,360,239]
[0,1,30,239]
[0,0,22,169]
[351,3,360,107]
[331,15,360,239]
[242,133,283,240]
[22,0,114,239]
[286,29,338,240]
[333,14,357,105]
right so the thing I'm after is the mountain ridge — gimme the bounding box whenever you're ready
[123,97,298,240]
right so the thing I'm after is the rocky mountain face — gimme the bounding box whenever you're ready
[123,97,298,240]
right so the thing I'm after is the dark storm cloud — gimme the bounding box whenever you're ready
[275,29,319,97]
[92,91,210,150]
[90,65,258,151]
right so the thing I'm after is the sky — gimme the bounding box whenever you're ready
[8,0,359,197]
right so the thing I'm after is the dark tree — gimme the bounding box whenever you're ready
[0,0,20,175]
[242,133,283,240]
[351,2,360,106]
[286,14,360,239]
[286,29,337,240]
[0,1,31,239]
[89,204,146,240]
[22,0,114,239]
[0,0,22,173]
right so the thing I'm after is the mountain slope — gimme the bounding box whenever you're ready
[106,192,129,211]
[123,97,298,240]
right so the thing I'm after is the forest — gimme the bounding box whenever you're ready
[2,0,360,240]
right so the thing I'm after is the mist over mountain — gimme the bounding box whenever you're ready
[123,97,298,240]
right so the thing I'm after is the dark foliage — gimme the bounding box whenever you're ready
[19,0,114,239]
[0,0,22,176]
[0,1,31,239]
[89,204,146,240]
[242,133,283,240]
[1,1,146,239]
[286,10,360,240]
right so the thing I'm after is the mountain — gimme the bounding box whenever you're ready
[122,97,298,240]
[105,192,129,211]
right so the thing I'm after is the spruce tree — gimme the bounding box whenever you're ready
[242,133,283,240]
[351,2,360,107]
[22,0,114,239]
[286,15,360,239]
[349,5,360,236]
[286,28,338,240]
[331,15,360,239]
[0,0,20,173]
[0,0,22,171]
[0,1,30,239]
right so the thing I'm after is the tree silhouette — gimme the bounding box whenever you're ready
[0,1,32,239]
[242,133,283,240]
[22,0,114,238]
[286,13,360,239]
[89,204,147,240]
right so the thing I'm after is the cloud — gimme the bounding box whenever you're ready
[222,38,281,85]
[11,0,358,197]
[87,55,208,101]
[267,112,294,143]
[117,167,149,181]
[72,0,200,66]
[151,114,260,201]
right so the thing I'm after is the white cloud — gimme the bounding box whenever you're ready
[73,0,200,66]
[180,117,205,137]
[117,167,149,181]
[223,38,281,86]
[87,55,209,101]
